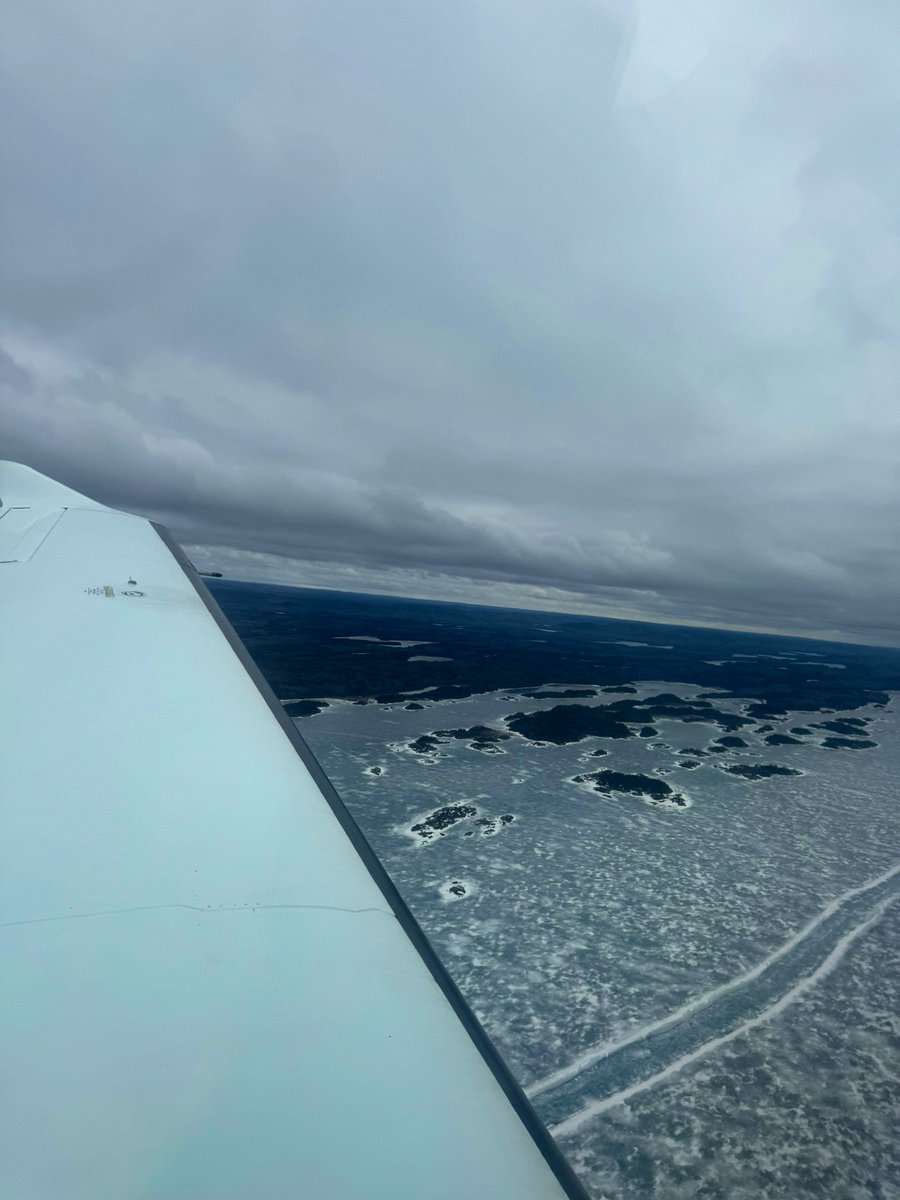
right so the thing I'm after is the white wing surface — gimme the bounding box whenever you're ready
[0,462,587,1200]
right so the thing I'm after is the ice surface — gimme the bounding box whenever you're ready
[301,686,900,1198]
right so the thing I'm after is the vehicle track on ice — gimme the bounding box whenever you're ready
[528,861,900,1137]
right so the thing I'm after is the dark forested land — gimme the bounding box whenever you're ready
[211,579,900,718]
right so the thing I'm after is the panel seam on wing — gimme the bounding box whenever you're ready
[0,902,396,930]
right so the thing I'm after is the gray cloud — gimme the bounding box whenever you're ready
[2,0,900,644]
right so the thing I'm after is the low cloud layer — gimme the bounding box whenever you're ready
[3,1,899,643]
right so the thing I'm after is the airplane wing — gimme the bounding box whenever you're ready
[0,462,588,1200]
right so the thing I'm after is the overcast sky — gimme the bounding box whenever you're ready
[3,0,899,644]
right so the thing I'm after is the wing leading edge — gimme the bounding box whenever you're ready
[0,462,588,1200]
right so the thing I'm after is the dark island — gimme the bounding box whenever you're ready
[410,735,446,756]
[821,737,877,750]
[473,814,515,836]
[572,770,689,807]
[505,693,756,746]
[435,724,510,744]
[406,802,515,843]
[722,764,802,781]
[410,803,477,841]
[522,688,598,699]
[812,717,872,737]
[282,699,329,717]
[506,705,633,743]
